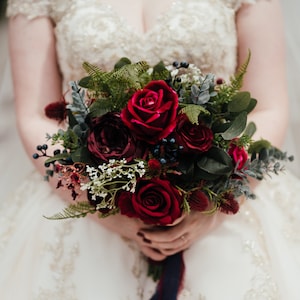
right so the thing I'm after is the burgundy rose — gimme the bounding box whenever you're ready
[87,112,146,162]
[188,190,210,212]
[120,80,178,144]
[220,193,239,215]
[117,177,183,225]
[174,113,213,152]
[228,140,248,170]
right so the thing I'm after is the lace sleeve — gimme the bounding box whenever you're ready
[6,0,51,20]
[224,0,257,11]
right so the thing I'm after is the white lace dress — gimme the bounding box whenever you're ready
[1,0,300,299]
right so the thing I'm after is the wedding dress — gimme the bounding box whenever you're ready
[1,0,300,299]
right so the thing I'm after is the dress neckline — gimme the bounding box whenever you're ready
[99,0,180,37]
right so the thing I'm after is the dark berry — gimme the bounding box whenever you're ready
[53,149,61,155]
[172,61,179,68]
[180,61,189,68]
[44,162,51,168]
[36,145,43,151]
[159,158,167,164]
[42,144,48,150]
[32,153,39,159]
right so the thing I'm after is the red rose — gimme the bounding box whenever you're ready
[120,80,178,144]
[188,190,209,212]
[117,178,183,225]
[87,112,146,162]
[228,141,248,170]
[174,113,213,152]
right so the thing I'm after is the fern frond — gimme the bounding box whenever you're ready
[44,201,97,220]
[82,62,104,78]
[230,50,251,92]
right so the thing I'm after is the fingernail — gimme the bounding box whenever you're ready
[137,231,144,237]
[143,237,152,244]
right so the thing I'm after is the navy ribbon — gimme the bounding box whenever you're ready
[150,251,185,300]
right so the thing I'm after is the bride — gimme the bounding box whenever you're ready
[1,0,300,299]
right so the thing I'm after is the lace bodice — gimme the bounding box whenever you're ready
[7,0,256,88]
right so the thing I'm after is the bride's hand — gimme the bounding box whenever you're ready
[137,211,227,259]
[94,213,169,261]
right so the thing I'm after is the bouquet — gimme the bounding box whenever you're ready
[34,55,292,298]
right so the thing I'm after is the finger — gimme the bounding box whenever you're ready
[140,246,167,261]
[140,226,186,243]
[157,233,190,256]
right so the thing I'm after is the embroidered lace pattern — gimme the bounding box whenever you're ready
[7,0,256,89]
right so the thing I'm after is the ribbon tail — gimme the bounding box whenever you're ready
[150,251,185,300]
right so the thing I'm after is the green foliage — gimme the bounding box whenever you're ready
[179,104,210,124]
[50,128,80,152]
[69,81,89,124]
[230,50,251,91]
[79,58,151,113]
[196,147,234,179]
[221,111,247,140]
[151,61,171,80]
[44,201,97,220]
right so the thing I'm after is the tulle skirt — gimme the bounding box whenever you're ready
[0,169,300,300]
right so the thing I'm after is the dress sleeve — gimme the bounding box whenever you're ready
[224,0,257,11]
[6,0,51,20]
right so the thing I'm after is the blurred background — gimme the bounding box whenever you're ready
[0,1,299,202]
[0,0,33,200]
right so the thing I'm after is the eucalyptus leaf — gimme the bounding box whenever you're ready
[191,85,200,96]
[200,82,210,91]
[246,98,257,113]
[244,121,257,138]
[197,91,210,104]
[71,146,93,164]
[221,111,247,140]
[196,147,233,176]
[45,152,71,164]
[228,92,251,113]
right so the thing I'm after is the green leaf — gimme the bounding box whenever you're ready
[44,152,71,164]
[221,111,247,140]
[244,121,257,138]
[71,146,93,164]
[152,61,170,80]
[248,139,272,154]
[196,147,233,178]
[228,92,251,113]
[179,105,210,125]
[89,97,114,117]
[78,76,91,88]
[246,98,257,113]
[114,57,132,70]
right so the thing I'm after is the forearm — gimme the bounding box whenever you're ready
[237,0,289,149]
